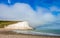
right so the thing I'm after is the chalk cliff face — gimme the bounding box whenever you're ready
[4,21,33,30]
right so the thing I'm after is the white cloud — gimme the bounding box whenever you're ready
[50,6,60,11]
[0,3,57,27]
[49,6,60,23]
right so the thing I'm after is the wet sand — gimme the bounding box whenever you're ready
[0,30,60,38]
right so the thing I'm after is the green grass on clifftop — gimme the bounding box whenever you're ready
[0,21,19,28]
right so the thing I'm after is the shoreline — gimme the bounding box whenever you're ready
[12,30,60,36]
[0,31,60,38]
[0,30,60,38]
[0,28,60,36]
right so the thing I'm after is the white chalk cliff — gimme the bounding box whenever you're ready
[4,21,33,30]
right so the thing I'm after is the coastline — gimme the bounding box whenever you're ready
[0,29,60,38]
[0,21,60,38]
[0,31,60,38]
[12,30,60,36]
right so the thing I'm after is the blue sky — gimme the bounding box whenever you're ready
[0,0,60,28]
[0,0,60,15]
[0,0,60,9]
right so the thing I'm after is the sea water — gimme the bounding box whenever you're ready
[12,23,60,36]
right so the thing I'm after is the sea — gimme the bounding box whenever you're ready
[12,23,60,36]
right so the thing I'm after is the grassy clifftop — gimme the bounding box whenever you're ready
[0,21,19,28]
